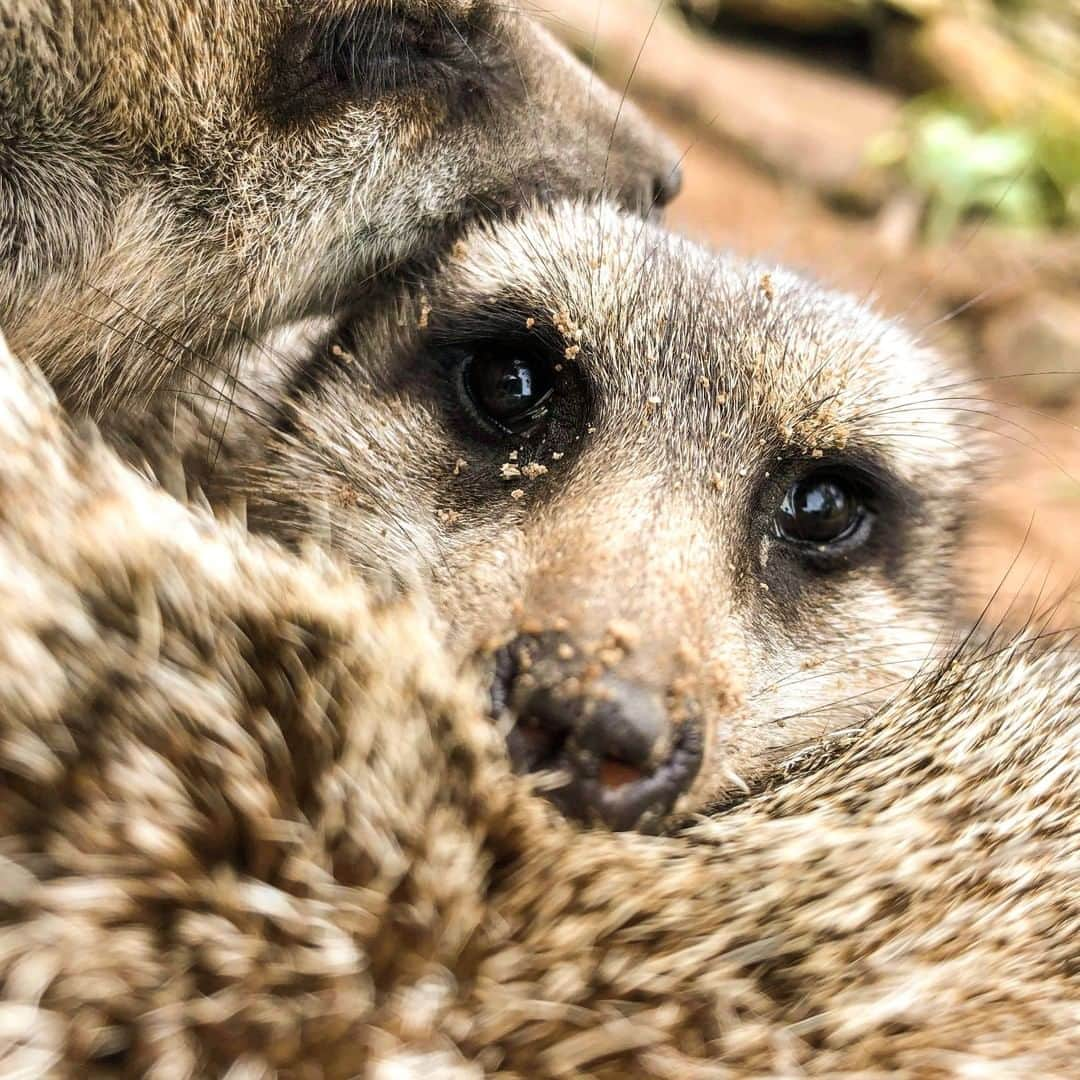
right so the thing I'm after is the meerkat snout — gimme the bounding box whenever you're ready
[491,632,704,831]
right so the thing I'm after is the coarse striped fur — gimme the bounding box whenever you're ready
[147,200,977,822]
[0,329,1076,1077]
[0,0,678,417]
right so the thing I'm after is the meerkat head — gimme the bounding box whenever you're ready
[185,200,972,831]
[0,0,679,416]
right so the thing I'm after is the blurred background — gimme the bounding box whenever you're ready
[541,0,1080,628]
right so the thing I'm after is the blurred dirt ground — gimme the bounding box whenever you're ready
[541,0,1080,632]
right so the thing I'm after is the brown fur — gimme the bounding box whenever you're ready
[0,0,678,417]
[0,329,1077,1077]
[139,201,976,822]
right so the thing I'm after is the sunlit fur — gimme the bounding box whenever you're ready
[0,0,677,417]
[0,330,1075,1075]
[145,200,977,815]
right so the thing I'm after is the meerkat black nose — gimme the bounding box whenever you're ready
[491,636,703,832]
[651,163,683,208]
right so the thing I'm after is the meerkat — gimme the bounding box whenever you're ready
[0,0,679,417]
[0,330,1074,1077]
[123,199,975,832]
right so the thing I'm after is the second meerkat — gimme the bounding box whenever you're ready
[1,0,678,416]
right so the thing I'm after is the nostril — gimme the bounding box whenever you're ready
[506,715,567,775]
[598,759,646,791]
[503,684,575,775]
[598,717,704,833]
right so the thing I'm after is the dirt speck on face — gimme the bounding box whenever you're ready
[522,462,548,479]
[606,619,642,653]
[501,463,522,480]
[452,457,469,476]
[553,307,584,356]
[510,488,525,500]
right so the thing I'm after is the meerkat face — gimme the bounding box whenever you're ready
[0,0,678,416]
[219,201,971,831]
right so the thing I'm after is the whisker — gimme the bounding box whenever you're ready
[599,0,665,241]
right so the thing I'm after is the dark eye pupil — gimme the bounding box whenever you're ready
[465,350,554,433]
[479,360,535,416]
[776,475,859,544]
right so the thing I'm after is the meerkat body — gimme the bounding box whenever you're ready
[0,0,678,416]
[132,200,974,828]
[0,329,1075,1077]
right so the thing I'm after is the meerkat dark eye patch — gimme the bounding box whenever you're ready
[415,300,592,454]
[758,452,924,582]
[316,13,462,94]
[748,451,933,634]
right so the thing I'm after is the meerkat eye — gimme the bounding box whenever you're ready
[320,16,439,92]
[775,472,866,546]
[275,12,467,115]
[459,345,556,436]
